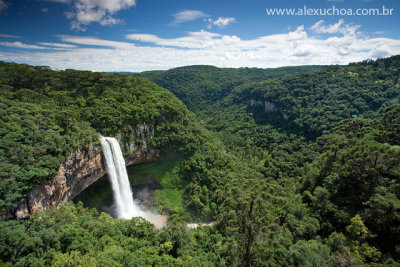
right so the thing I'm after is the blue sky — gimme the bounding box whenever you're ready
[0,0,399,71]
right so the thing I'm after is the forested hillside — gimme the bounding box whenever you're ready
[142,55,400,265]
[0,62,254,220]
[141,65,326,113]
[231,57,400,139]
[1,57,399,266]
[0,62,189,214]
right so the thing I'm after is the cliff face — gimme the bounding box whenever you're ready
[14,144,104,219]
[13,124,159,219]
[250,99,277,112]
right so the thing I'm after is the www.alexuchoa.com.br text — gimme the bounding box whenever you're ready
[266,5,394,16]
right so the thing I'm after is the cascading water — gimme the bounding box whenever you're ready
[100,136,144,219]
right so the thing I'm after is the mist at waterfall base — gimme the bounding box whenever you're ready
[98,136,167,228]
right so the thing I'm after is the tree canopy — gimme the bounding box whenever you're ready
[1,56,400,266]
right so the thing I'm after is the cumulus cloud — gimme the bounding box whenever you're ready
[51,0,136,31]
[207,17,236,29]
[1,20,400,72]
[213,17,236,27]
[171,10,209,25]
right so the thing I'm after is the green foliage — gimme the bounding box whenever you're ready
[346,215,382,263]
[233,56,400,139]
[143,64,326,181]
[128,155,188,215]
[2,56,400,266]
[326,215,382,265]
[52,251,97,267]
[0,61,197,214]
[143,55,400,265]
[216,177,321,266]
[303,110,400,259]
[381,104,400,145]
[0,202,238,266]
[141,65,326,114]
[288,239,332,267]
[0,94,97,213]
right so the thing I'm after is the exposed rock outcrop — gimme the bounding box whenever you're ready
[264,101,276,112]
[250,99,277,112]
[14,144,104,219]
[12,124,160,219]
[250,99,264,107]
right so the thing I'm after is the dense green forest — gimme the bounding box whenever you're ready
[142,56,400,265]
[1,56,400,266]
[141,65,326,113]
[0,62,196,214]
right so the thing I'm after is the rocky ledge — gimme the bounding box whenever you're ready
[11,124,160,219]
[13,144,159,219]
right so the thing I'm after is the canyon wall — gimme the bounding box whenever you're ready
[250,99,277,112]
[12,124,159,219]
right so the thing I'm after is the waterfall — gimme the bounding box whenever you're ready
[100,136,144,219]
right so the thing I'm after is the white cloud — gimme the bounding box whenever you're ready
[0,41,47,49]
[311,19,360,36]
[211,17,236,28]
[127,30,229,49]
[1,41,76,50]
[171,10,209,25]
[0,33,20,38]
[369,42,391,58]
[1,20,400,72]
[41,8,49,13]
[51,0,136,31]
[58,35,136,49]
[38,42,77,48]
[0,0,8,14]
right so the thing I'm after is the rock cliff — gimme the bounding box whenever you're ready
[250,99,277,112]
[12,124,159,219]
